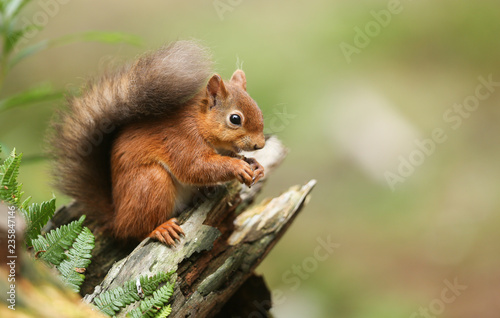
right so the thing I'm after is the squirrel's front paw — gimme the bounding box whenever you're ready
[148,218,185,246]
[244,157,265,185]
[232,159,254,187]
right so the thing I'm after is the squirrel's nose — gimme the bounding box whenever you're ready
[254,141,265,150]
[253,135,266,150]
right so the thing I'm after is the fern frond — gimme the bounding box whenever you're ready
[126,283,174,318]
[154,304,172,318]
[93,286,131,316]
[32,215,85,266]
[56,227,95,292]
[0,149,24,207]
[22,197,56,247]
[139,271,174,295]
[20,195,31,210]
[93,272,173,316]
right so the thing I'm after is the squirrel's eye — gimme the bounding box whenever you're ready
[229,114,242,126]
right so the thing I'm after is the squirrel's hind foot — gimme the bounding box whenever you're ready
[148,218,185,246]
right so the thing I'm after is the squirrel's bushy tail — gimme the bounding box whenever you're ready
[49,41,213,217]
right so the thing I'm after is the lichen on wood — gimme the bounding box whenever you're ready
[51,136,316,317]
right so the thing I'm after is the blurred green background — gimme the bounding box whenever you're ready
[2,1,500,317]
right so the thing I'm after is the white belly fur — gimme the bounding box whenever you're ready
[173,182,196,216]
[157,160,196,217]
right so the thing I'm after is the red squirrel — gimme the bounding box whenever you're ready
[50,41,265,246]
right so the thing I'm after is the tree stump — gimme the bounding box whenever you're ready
[50,136,316,317]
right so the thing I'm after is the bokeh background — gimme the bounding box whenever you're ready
[1,1,500,317]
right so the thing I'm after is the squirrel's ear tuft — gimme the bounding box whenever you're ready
[230,69,247,91]
[207,74,227,98]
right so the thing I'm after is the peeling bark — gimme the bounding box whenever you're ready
[50,136,316,317]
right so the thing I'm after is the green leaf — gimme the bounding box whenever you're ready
[57,227,95,292]
[126,283,174,318]
[22,197,56,247]
[3,24,40,55]
[94,286,134,316]
[4,29,25,55]
[0,148,23,207]
[154,305,172,318]
[32,215,85,266]
[0,83,63,112]
[9,30,142,68]
[94,272,173,317]
[128,308,141,318]
[4,0,31,19]
[20,195,31,210]
[53,30,143,46]
[7,39,49,69]
[139,271,175,295]
[20,153,47,164]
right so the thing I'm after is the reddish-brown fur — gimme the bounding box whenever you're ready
[50,41,265,244]
[111,75,265,241]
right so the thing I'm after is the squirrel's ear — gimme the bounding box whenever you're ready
[230,69,247,91]
[207,74,227,98]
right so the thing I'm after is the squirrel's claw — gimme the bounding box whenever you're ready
[245,157,265,186]
[148,218,184,247]
[233,159,254,187]
[252,170,265,186]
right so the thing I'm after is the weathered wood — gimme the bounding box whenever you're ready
[48,136,289,295]
[84,179,315,317]
[50,136,316,317]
